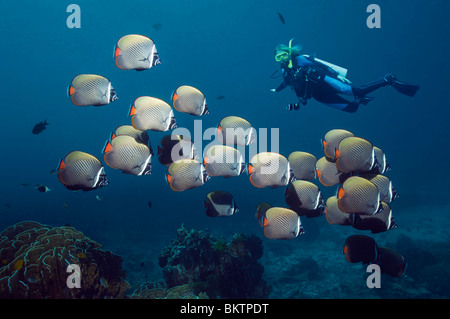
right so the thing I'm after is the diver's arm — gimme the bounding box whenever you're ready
[274,81,288,92]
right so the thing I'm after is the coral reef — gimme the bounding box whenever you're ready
[0,221,129,298]
[153,224,270,299]
[130,282,209,299]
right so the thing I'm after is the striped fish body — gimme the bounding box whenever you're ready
[315,156,349,187]
[114,34,160,71]
[130,96,177,132]
[285,180,324,217]
[337,176,381,215]
[217,116,256,146]
[204,145,245,177]
[172,85,208,116]
[57,151,108,191]
[103,135,152,175]
[336,137,375,173]
[324,196,353,225]
[322,129,354,160]
[249,152,292,188]
[68,74,118,106]
[166,159,209,191]
[263,207,304,240]
[288,151,317,180]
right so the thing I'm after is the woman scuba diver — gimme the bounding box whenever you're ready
[270,39,420,113]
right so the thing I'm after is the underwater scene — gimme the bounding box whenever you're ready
[1,0,450,301]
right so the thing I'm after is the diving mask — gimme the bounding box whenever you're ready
[275,51,290,62]
[275,38,295,68]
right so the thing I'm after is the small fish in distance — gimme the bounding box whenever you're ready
[32,119,49,135]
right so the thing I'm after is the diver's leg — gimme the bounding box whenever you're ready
[352,74,420,97]
[352,78,389,97]
[313,91,361,113]
[323,76,354,96]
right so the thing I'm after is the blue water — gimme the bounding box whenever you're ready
[1,0,449,298]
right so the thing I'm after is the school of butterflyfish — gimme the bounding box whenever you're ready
[58,34,405,277]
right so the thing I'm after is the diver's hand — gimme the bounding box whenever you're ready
[269,88,276,92]
[338,75,352,84]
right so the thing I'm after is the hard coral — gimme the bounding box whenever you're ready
[130,282,209,299]
[158,224,271,298]
[0,221,129,298]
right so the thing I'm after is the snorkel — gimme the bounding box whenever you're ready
[287,38,294,69]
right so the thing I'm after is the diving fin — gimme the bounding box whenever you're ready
[385,74,420,97]
[391,80,420,97]
[360,96,374,105]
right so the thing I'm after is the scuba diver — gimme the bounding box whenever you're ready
[270,39,420,113]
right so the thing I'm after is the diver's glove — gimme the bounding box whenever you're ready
[337,74,352,84]
[269,88,276,92]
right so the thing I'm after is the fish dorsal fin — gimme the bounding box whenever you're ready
[57,159,66,171]
[263,216,269,227]
[68,85,75,97]
[172,91,178,103]
[102,141,113,154]
[334,148,340,160]
[129,104,137,116]
[114,45,121,58]
[337,186,345,199]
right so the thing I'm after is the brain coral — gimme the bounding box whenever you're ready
[0,221,129,299]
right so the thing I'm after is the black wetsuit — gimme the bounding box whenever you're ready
[275,55,390,113]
